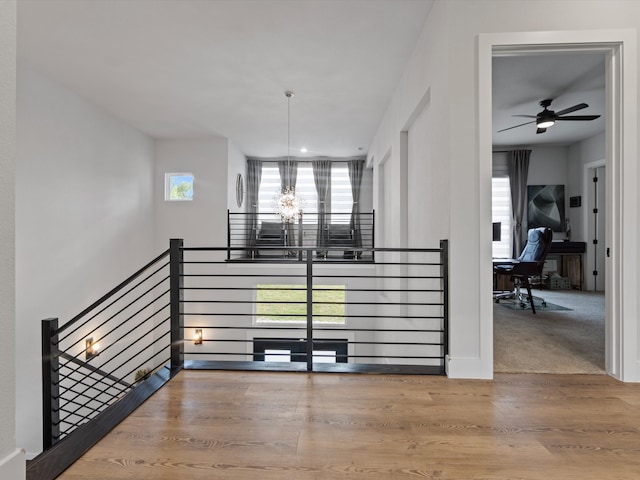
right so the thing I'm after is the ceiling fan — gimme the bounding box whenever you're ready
[498,99,601,134]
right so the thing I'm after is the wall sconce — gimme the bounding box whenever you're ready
[194,329,203,345]
[86,337,100,360]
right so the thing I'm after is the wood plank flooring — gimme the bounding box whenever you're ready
[58,371,640,479]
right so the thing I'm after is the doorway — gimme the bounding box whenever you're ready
[479,30,637,380]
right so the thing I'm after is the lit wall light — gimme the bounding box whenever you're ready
[194,329,203,345]
[86,337,100,360]
[300,147,308,153]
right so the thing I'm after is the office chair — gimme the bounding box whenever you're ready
[494,226,553,314]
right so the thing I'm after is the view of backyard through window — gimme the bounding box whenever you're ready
[256,284,346,324]
[165,173,194,201]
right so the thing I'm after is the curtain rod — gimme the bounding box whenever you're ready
[247,156,366,163]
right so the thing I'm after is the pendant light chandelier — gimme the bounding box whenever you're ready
[276,90,301,223]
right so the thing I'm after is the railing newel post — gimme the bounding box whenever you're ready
[42,317,60,449]
[170,238,184,374]
[306,248,314,372]
[227,209,231,261]
[440,239,449,365]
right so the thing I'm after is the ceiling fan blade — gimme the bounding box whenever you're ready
[512,115,537,118]
[555,103,588,116]
[536,128,547,134]
[497,119,536,133]
[555,115,601,121]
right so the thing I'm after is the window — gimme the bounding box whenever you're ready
[295,164,318,223]
[165,173,194,201]
[330,164,353,224]
[255,161,355,223]
[253,338,348,363]
[255,284,346,324]
[492,177,512,258]
[257,165,280,221]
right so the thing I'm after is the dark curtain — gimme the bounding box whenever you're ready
[508,150,531,258]
[278,159,298,248]
[313,160,331,251]
[348,159,365,249]
[278,159,298,193]
[246,159,262,251]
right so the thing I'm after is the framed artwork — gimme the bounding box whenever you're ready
[527,184,565,232]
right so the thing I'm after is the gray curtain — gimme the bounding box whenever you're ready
[508,150,531,258]
[313,160,331,250]
[278,159,298,193]
[246,159,262,250]
[348,159,365,249]
[278,159,298,249]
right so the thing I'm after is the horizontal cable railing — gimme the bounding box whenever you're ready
[41,249,173,450]
[35,239,447,479]
[227,211,375,261]
[181,243,448,374]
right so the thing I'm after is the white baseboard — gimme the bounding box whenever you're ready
[446,355,493,379]
[0,448,26,480]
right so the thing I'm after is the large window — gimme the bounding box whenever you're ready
[257,165,280,221]
[330,164,353,224]
[295,164,318,223]
[492,177,512,258]
[256,161,354,223]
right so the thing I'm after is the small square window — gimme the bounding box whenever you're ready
[165,173,194,201]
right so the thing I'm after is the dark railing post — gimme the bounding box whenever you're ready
[42,317,60,449]
[306,248,314,372]
[298,211,303,261]
[170,238,184,374]
[227,210,231,261]
[372,210,376,263]
[440,239,449,364]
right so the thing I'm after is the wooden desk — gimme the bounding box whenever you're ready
[548,241,586,290]
[493,259,517,291]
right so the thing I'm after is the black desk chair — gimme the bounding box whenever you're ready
[494,227,553,314]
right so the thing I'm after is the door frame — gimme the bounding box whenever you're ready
[478,30,638,381]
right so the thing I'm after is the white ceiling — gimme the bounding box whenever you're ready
[492,52,606,147]
[17,0,433,158]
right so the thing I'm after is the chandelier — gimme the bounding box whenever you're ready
[276,186,300,223]
[274,90,302,223]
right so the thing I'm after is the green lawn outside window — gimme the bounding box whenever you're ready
[256,285,345,324]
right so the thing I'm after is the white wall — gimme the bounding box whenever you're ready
[154,137,229,252]
[0,0,25,477]
[227,141,246,214]
[16,68,155,456]
[568,132,606,241]
[369,0,640,379]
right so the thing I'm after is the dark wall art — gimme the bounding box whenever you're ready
[527,184,565,232]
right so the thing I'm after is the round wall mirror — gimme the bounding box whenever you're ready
[236,173,244,207]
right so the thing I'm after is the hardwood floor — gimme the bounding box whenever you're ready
[58,370,640,479]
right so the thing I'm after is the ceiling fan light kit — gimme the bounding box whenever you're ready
[498,98,600,135]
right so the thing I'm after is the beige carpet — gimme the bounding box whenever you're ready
[494,289,605,374]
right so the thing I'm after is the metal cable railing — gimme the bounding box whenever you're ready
[181,243,448,374]
[227,211,375,261]
[37,239,448,480]
[41,250,173,449]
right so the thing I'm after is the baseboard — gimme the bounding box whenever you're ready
[446,355,493,379]
[0,448,26,480]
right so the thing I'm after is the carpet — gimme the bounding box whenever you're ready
[494,290,605,374]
